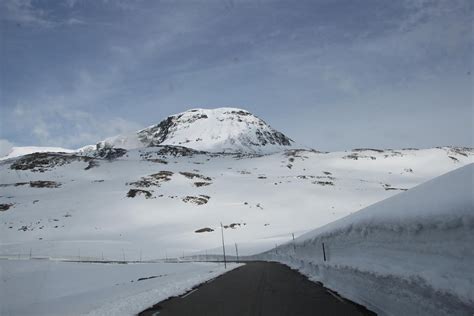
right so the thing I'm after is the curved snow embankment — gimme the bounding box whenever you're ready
[256,163,474,316]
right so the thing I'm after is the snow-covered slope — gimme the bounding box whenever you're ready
[0,145,472,261]
[256,164,474,316]
[0,146,74,161]
[97,108,295,154]
[0,260,240,316]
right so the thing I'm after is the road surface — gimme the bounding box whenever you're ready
[139,261,375,316]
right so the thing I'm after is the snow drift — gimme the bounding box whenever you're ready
[256,164,474,316]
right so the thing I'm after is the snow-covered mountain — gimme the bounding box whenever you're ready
[0,146,74,161]
[95,108,295,154]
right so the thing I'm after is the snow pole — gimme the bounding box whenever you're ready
[322,242,326,262]
[220,222,227,269]
[235,243,239,263]
[292,233,296,252]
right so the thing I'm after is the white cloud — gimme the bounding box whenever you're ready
[1,0,86,27]
[0,139,14,157]
[1,0,53,27]
[12,102,141,148]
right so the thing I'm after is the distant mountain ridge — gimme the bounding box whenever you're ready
[0,146,74,161]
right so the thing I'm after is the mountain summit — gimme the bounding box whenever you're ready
[97,107,295,154]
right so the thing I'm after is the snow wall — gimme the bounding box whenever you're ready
[254,163,474,315]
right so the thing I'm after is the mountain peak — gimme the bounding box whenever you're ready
[97,107,295,154]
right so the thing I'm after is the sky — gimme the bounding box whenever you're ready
[0,0,472,153]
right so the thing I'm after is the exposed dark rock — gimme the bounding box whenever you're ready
[440,146,473,157]
[154,145,206,157]
[255,129,292,147]
[179,172,211,181]
[94,145,127,160]
[382,184,407,191]
[137,275,163,282]
[127,189,153,199]
[138,116,175,146]
[1,181,61,188]
[313,181,334,186]
[10,152,94,172]
[182,195,210,205]
[194,182,211,187]
[352,148,385,153]
[0,203,13,211]
[223,223,245,229]
[84,160,99,170]
[343,153,376,160]
[448,156,459,162]
[224,110,252,116]
[0,182,28,187]
[195,227,214,233]
[129,171,173,187]
[29,181,61,188]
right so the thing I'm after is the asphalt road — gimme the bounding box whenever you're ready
[139,261,376,316]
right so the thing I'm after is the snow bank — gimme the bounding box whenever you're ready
[0,260,240,316]
[256,164,474,316]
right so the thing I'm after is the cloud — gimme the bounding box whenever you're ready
[0,0,86,27]
[65,17,85,25]
[1,0,471,151]
[12,102,141,148]
[0,139,14,157]
[1,0,53,27]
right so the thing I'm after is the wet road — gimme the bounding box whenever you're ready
[139,261,375,316]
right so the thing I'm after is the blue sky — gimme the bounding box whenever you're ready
[0,0,472,152]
